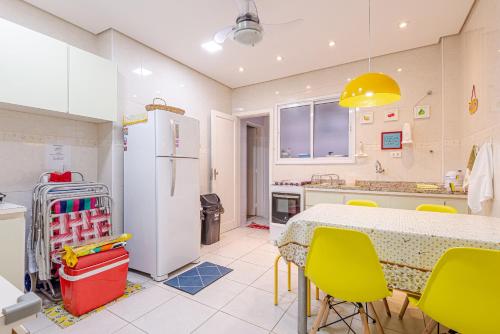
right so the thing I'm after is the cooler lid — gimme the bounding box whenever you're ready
[69,247,128,270]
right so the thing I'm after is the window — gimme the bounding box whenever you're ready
[279,104,311,159]
[277,97,354,164]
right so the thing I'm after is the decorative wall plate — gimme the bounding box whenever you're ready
[469,85,478,115]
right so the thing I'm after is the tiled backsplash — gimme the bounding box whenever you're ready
[0,108,99,213]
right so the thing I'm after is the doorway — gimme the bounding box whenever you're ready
[246,125,257,218]
[240,116,270,227]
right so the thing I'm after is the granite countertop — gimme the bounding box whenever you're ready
[305,180,467,197]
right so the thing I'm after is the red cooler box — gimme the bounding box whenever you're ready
[59,247,129,316]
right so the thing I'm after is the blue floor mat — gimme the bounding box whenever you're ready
[164,262,233,295]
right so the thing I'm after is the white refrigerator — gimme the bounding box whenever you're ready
[124,110,201,281]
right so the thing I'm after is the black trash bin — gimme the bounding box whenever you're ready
[200,194,224,245]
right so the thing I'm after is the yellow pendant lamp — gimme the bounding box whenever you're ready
[339,0,401,108]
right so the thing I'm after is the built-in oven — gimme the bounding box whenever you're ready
[269,184,304,241]
[271,192,301,225]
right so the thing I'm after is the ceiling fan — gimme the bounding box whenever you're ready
[213,0,303,47]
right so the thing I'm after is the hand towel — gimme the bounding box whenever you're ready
[467,142,494,213]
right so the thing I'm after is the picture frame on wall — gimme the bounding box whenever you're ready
[414,105,430,119]
[384,109,399,122]
[381,131,403,150]
[360,111,374,124]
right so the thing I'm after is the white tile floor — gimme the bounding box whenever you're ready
[23,226,430,334]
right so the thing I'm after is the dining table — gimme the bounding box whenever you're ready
[276,203,500,334]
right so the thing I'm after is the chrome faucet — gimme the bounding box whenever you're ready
[375,160,385,174]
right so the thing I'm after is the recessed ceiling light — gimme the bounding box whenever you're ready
[399,21,408,29]
[201,41,222,53]
[132,67,152,76]
[276,55,283,61]
[238,66,245,72]
[397,68,403,72]
[306,85,311,90]
[275,91,280,95]
[329,41,336,47]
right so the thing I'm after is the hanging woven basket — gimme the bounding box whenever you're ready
[145,98,185,115]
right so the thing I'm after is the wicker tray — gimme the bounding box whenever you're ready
[145,98,185,115]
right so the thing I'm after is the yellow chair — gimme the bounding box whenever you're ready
[346,199,392,318]
[306,227,391,334]
[274,255,319,317]
[409,248,500,333]
[416,204,458,214]
[398,203,458,319]
[346,199,379,207]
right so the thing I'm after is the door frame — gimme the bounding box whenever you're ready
[210,110,238,232]
[234,108,273,225]
[245,122,262,218]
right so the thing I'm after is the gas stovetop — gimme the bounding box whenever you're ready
[272,180,311,186]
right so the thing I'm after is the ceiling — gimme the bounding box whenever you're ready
[24,0,474,88]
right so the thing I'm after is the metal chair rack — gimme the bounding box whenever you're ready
[28,171,113,301]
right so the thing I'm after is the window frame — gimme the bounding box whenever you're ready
[275,94,355,165]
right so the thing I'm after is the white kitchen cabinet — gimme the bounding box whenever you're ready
[68,46,117,122]
[443,198,469,213]
[0,18,68,113]
[306,191,344,206]
[0,203,27,291]
[305,189,468,213]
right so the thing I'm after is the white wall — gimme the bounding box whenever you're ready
[232,0,500,217]
[444,0,500,216]
[0,109,99,210]
[107,30,232,232]
[232,44,449,184]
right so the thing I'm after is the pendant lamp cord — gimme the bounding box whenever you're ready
[368,0,372,72]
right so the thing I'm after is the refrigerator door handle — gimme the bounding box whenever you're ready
[170,119,177,156]
[170,158,176,196]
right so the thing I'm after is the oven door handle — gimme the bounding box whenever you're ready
[272,194,300,200]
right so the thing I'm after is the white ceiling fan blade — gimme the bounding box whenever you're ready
[263,18,304,28]
[214,26,235,44]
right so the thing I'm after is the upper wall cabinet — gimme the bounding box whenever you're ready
[0,19,117,122]
[68,47,117,122]
[0,18,68,113]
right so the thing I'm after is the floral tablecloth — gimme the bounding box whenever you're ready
[277,204,500,294]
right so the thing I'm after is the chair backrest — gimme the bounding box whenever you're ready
[305,227,390,303]
[417,248,500,333]
[416,204,457,214]
[346,199,378,207]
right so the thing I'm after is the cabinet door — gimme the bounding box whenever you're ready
[306,190,344,206]
[68,46,117,121]
[0,18,67,112]
[443,198,469,214]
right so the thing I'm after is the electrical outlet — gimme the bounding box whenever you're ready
[391,151,402,158]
